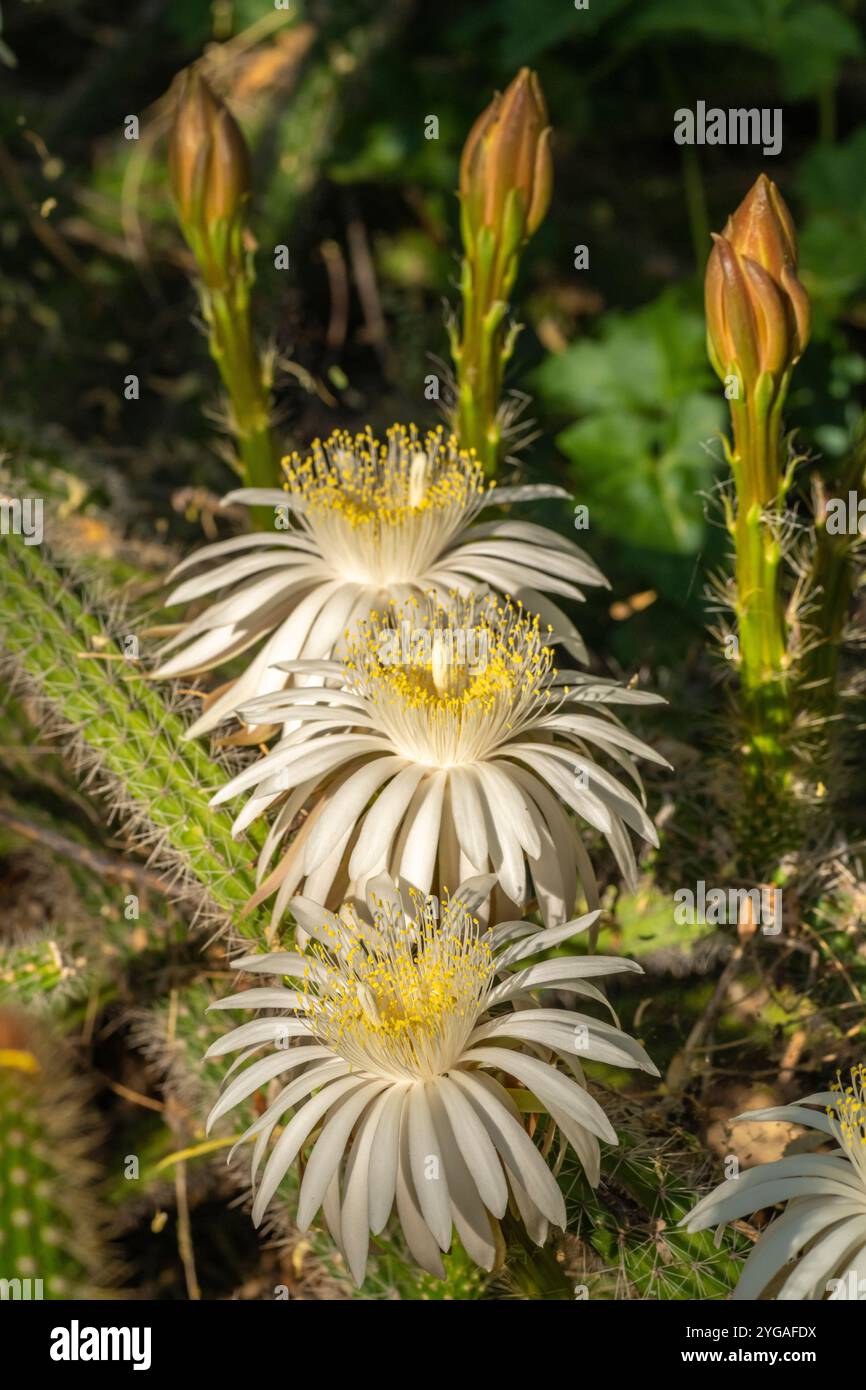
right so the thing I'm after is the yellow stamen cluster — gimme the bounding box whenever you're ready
[345,594,555,742]
[829,1064,866,1164]
[298,891,494,1080]
[281,424,489,529]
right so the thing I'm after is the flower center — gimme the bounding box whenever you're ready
[345,595,556,767]
[281,425,490,585]
[300,893,494,1080]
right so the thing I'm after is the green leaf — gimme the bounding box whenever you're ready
[535,289,724,553]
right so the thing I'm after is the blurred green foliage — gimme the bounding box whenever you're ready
[534,289,724,554]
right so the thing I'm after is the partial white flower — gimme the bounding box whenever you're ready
[154,424,605,738]
[212,592,667,928]
[206,875,658,1283]
[681,1065,866,1300]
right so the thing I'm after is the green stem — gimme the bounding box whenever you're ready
[203,280,280,522]
[452,223,521,476]
[726,379,798,861]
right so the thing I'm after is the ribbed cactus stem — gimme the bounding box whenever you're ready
[0,534,266,937]
[0,1012,116,1297]
[0,939,69,1008]
[727,383,793,784]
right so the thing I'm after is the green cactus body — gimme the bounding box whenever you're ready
[0,533,267,938]
[0,1014,116,1299]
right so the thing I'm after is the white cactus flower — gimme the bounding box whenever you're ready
[682,1065,866,1300]
[211,592,666,928]
[154,425,606,739]
[206,875,658,1284]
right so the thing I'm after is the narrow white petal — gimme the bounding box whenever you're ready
[205,1017,311,1058]
[450,1070,566,1227]
[396,773,446,896]
[437,1075,508,1217]
[303,757,406,873]
[368,1086,408,1234]
[252,1075,368,1225]
[775,1216,866,1301]
[348,764,426,878]
[296,1081,389,1232]
[461,1046,617,1144]
[427,1084,498,1271]
[341,1087,406,1285]
[486,955,641,1008]
[408,1084,452,1250]
[395,1103,446,1277]
[448,767,489,871]
[734,1198,863,1300]
[493,912,599,968]
[206,1044,332,1133]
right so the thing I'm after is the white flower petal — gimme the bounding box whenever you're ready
[462,1046,618,1144]
[304,756,406,874]
[341,1086,408,1284]
[684,1160,866,1233]
[206,1043,332,1133]
[775,1215,866,1300]
[427,1084,498,1271]
[396,772,446,896]
[407,1084,453,1250]
[296,1080,389,1232]
[348,764,427,880]
[486,955,641,1008]
[395,1103,446,1277]
[447,767,489,872]
[204,1017,311,1058]
[437,1074,508,1217]
[493,912,599,968]
[733,1198,863,1300]
[451,1070,566,1227]
[252,1075,368,1225]
[368,1086,408,1235]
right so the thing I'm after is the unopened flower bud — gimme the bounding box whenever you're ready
[705,174,810,394]
[168,68,250,286]
[459,68,552,259]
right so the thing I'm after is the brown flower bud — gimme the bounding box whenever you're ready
[168,68,250,281]
[459,68,553,256]
[705,174,810,393]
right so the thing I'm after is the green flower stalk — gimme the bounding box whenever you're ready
[706,175,811,850]
[168,68,279,499]
[449,68,553,475]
